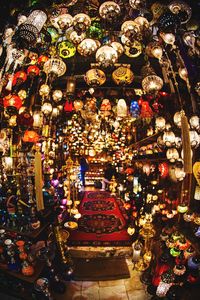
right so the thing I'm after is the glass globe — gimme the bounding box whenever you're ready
[142,75,163,94]
[189,115,199,130]
[70,31,86,44]
[121,20,141,42]
[96,45,118,67]
[155,117,166,131]
[166,148,179,162]
[73,13,91,32]
[39,84,50,97]
[173,111,182,127]
[111,42,124,57]
[163,131,176,147]
[77,38,99,56]
[52,90,63,102]
[43,58,66,77]
[160,32,175,46]
[41,102,53,115]
[189,130,200,148]
[84,68,106,86]
[99,1,121,21]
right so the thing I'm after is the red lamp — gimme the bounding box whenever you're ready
[22,130,39,143]
[13,71,27,86]
[64,101,73,112]
[158,162,169,178]
[3,94,23,115]
[38,55,49,65]
[27,65,40,77]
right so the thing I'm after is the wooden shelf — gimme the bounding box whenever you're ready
[130,133,160,149]
[132,156,167,163]
[0,260,45,284]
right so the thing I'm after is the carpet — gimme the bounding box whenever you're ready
[72,257,130,281]
[68,191,131,246]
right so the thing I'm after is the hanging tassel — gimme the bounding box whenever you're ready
[5,73,14,91]
[181,110,192,174]
[34,149,44,211]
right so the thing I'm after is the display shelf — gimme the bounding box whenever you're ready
[0,260,45,284]
[0,221,50,240]
[130,133,160,149]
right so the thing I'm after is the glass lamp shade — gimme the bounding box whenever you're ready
[189,115,200,130]
[66,77,76,96]
[174,165,185,181]
[121,20,141,42]
[155,117,166,131]
[3,157,13,171]
[69,31,86,44]
[142,75,163,94]
[178,67,188,81]
[189,130,200,148]
[156,282,172,298]
[85,68,106,86]
[146,41,163,60]
[160,32,176,45]
[173,111,182,127]
[13,71,27,86]
[183,210,194,222]
[166,148,179,162]
[33,110,43,128]
[58,41,76,59]
[177,203,188,213]
[74,100,83,111]
[184,246,195,259]
[73,13,91,33]
[194,185,200,201]
[129,0,146,9]
[170,247,181,257]
[43,58,66,77]
[77,38,99,56]
[173,264,186,276]
[51,13,73,31]
[3,94,22,115]
[27,65,40,77]
[22,130,39,143]
[39,84,50,98]
[130,100,140,118]
[96,45,118,67]
[112,66,134,85]
[124,42,143,57]
[16,10,47,47]
[41,102,53,115]
[163,131,175,147]
[117,99,127,117]
[52,90,63,103]
[111,42,124,57]
[99,1,121,21]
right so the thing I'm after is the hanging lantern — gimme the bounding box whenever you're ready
[174,162,186,181]
[112,66,134,86]
[130,100,140,118]
[168,1,192,24]
[17,110,34,128]
[27,65,40,77]
[121,21,141,43]
[15,10,47,48]
[43,58,66,78]
[124,41,143,57]
[66,77,76,96]
[96,45,118,67]
[100,99,111,115]
[23,130,39,143]
[158,11,180,33]
[140,101,153,119]
[57,41,76,59]
[166,148,179,162]
[177,203,188,213]
[141,65,163,94]
[189,130,200,148]
[84,69,106,87]
[64,101,73,112]
[38,55,49,65]
[117,99,127,118]
[173,111,182,127]
[33,110,43,128]
[193,162,200,186]
[160,32,176,46]
[77,38,99,56]
[146,41,163,60]
[74,100,83,111]
[163,130,176,147]
[69,31,86,44]
[46,27,59,43]
[13,71,27,86]
[73,13,91,33]
[39,84,50,98]
[194,185,200,201]
[99,1,121,21]
[159,162,169,178]
[52,90,63,103]
[155,117,166,131]
[51,13,73,31]
[3,94,22,115]
[41,102,53,115]
[129,0,146,9]
[189,115,200,130]
[183,210,194,222]
[111,42,124,57]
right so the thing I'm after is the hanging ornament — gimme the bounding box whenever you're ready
[57,41,76,59]
[124,42,143,57]
[141,65,163,95]
[112,66,134,86]
[77,38,99,56]
[99,1,121,22]
[73,13,91,33]
[130,100,140,118]
[3,94,22,115]
[23,130,39,143]
[117,99,127,118]
[85,68,106,87]
[96,45,118,67]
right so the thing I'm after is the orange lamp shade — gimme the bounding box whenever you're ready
[159,162,169,178]
[13,71,27,86]
[27,65,40,76]
[23,130,39,143]
[38,55,49,65]
[3,94,23,115]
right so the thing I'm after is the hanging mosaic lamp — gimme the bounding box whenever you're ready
[141,65,163,94]
[112,66,134,86]
[3,94,23,115]
[117,99,127,118]
[77,38,99,56]
[99,1,121,21]
[96,45,118,67]
[85,69,106,87]
[57,41,76,59]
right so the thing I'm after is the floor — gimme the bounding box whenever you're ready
[55,258,151,300]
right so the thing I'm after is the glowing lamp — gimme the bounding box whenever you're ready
[96,45,118,67]
[73,13,91,33]
[170,248,181,258]
[155,117,166,131]
[189,115,200,130]
[13,71,27,86]
[3,94,22,115]
[41,102,53,115]
[23,130,39,143]
[117,99,127,117]
[27,65,40,76]
[188,256,200,270]
[85,68,106,87]
[99,1,121,21]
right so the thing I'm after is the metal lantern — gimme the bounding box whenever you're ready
[73,13,91,33]
[121,20,142,42]
[146,41,163,60]
[141,65,163,94]
[3,94,22,115]
[99,1,121,21]
[51,13,73,31]
[189,130,200,148]
[96,45,118,67]
[39,84,50,98]
[15,10,47,48]
[163,130,176,147]
[173,111,182,127]
[168,1,192,24]
[160,32,176,46]
[77,38,99,56]
[112,66,134,86]
[43,58,66,77]
[124,42,143,57]
[84,69,106,87]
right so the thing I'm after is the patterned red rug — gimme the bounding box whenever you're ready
[68,191,131,246]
